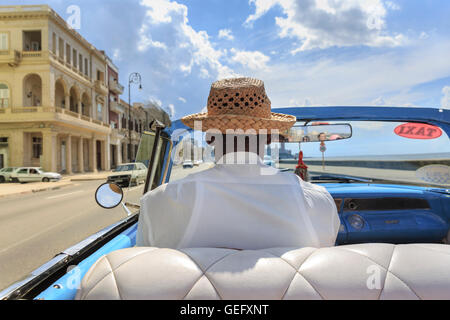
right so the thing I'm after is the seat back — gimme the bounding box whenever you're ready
[76,243,450,300]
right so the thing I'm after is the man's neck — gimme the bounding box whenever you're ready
[215,151,263,165]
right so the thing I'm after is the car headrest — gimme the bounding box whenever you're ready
[76,243,450,300]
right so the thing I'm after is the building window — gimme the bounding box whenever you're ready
[23,30,41,51]
[52,33,56,54]
[66,44,71,63]
[0,33,8,51]
[97,103,103,121]
[32,137,42,159]
[79,54,83,72]
[73,49,77,67]
[84,58,88,76]
[0,83,9,108]
[59,37,64,58]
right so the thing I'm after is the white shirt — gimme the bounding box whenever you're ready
[137,152,340,250]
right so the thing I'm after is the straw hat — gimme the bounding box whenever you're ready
[181,77,296,133]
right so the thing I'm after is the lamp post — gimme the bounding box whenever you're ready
[128,72,142,162]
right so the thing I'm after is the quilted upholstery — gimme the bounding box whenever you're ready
[76,244,450,300]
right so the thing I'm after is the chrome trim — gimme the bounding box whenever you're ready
[0,254,67,300]
[161,138,173,184]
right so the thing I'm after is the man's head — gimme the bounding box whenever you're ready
[181,77,296,163]
[206,133,272,161]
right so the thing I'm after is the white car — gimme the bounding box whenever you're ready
[183,160,194,169]
[107,163,148,187]
[193,159,203,166]
[10,167,62,183]
[0,167,19,183]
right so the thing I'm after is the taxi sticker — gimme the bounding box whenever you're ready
[394,123,442,140]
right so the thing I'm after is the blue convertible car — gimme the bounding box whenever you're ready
[1,106,449,300]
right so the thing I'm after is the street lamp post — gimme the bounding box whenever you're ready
[128,72,142,162]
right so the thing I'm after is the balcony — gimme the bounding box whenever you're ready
[109,80,124,95]
[0,50,22,67]
[49,52,91,84]
[94,80,108,95]
[0,107,111,133]
[110,100,124,113]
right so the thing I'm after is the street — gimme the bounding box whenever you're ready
[0,180,144,291]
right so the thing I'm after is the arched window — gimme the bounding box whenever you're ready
[23,74,42,107]
[0,83,9,108]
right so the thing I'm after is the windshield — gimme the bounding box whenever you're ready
[113,164,136,172]
[169,121,450,188]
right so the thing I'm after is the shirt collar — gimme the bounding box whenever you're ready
[216,152,264,166]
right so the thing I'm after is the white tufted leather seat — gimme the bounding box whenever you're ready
[76,243,450,300]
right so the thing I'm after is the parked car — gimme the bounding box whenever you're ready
[183,160,194,168]
[10,167,62,183]
[193,159,203,166]
[0,167,18,183]
[263,155,274,167]
[107,163,147,187]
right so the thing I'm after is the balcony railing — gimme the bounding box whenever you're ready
[0,50,22,66]
[109,80,124,94]
[94,80,108,94]
[22,51,42,58]
[0,107,111,129]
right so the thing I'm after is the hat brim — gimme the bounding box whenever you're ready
[181,112,296,133]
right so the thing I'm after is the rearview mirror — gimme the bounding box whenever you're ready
[277,123,352,143]
[95,183,124,209]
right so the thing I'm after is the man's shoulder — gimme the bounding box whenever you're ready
[142,166,217,199]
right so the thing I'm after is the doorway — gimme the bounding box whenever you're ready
[96,140,102,170]
[110,145,117,169]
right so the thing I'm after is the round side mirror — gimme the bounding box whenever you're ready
[95,183,124,209]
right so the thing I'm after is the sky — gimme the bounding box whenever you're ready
[4,0,450,119]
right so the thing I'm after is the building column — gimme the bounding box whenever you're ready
[89,137,97,173]
[105,136,111,171]
[64,95,70,110]
[9,131,24,167]
[66,135,72,174]
[78,137,84,173]
[42,132,57,172]
[77,100,82,114]
[123,143,128,163]
[117,143,122,166]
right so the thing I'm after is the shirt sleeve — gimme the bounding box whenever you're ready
[297,177,340,247]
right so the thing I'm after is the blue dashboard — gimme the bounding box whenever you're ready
[321,183,450,244]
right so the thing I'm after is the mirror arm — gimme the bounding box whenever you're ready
[143,120,166,193]
[124,202,140,210]
[121,202,133,217]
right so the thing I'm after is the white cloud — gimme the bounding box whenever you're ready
[245,0,406,53]
[289,97,314,106]
[138,24,168,51]
[112,48,122,61]
[218,28,234,41]
[372,96,386,106]
[167,104,176,117]
[138,0,237,79]
[385,1,400,11]
[178,97,187,103]
[442,86,450,110]
[246,40,450,108]
[230,48,270,70]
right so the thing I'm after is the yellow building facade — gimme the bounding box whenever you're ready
[0,5,115,173]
